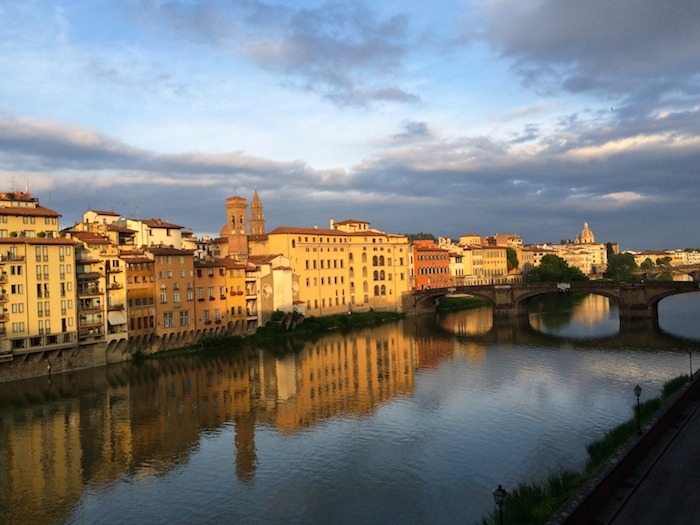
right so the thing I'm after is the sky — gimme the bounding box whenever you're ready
[1,1,699,251]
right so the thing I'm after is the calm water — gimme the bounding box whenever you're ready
[1,292,699,525]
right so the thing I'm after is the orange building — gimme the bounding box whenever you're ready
[411,239,451,290]
[147,246,195,337]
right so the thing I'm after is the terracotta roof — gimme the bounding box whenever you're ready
[0,205,61,217]
[121,256,152,264]
[147,247,195,256]
[268,226,344,236]
[334,219,370,225]
[140,219,183,229]
[69,231,111,244]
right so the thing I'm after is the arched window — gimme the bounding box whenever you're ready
[349,267,355,278]
[380,285,386,296]
[379,255,385,266]
[380,270,385,280]
[362,266,367,277]
[362,252,367,263]
[373,255,378,266]
[374,285,380,296]
[373,270,379,281]
[363,281,368,292]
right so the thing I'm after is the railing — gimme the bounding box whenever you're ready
[77,271,102,280]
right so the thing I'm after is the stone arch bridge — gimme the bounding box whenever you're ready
[404,281,700,320]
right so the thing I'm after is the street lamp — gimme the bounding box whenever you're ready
[634,384,642,435]
[493,484,507,525]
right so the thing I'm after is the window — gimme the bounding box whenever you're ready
[180,310,190,326]
[163,312,174,327]
[160,292,167,303]
[204,310,211,323]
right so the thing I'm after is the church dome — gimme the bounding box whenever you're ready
[576,222,595,244]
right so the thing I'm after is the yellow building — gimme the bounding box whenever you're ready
[0,237,78,357]
[122,251,156,338]
[0,190,77,358]
[194,258,229,331]
[0,189,61,239]
[265,219,410,316]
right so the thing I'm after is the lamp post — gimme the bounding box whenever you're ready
[493,484,507,525]
[634,384,642,435]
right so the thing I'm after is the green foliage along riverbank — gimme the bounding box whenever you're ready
[148,309,407,359]
[479,374,689,525]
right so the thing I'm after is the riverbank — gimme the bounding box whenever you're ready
[478,374,689,525]
[148,309,407,359]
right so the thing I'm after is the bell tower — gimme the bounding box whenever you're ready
[225,195,249,260]
[249,188,265,236]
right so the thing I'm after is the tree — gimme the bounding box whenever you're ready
[506,247,519,272]
[656,256,672,266]
[407,232,436,242]
[525,254,588,282]
[606,252,638,281]
[640,257,655,270]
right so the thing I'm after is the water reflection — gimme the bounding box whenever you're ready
[0,295,699,525]
[529,293,618,338]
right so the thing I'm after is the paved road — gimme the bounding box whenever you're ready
[593,385,700,524]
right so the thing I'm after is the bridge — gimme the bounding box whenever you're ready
[404,281,700,320]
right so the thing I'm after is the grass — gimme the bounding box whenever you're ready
[437,296,489,311]
[478,374,689,525]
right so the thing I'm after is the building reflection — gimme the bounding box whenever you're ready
[0,323,418,524]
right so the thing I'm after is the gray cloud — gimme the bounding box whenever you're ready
[471,0,700,113]
[138,0,417,106]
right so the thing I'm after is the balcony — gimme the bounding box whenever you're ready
[77,271,102,280]
[107,303,125,311]
[0,254,24,264]
[109,282,123,290]
[78,288,103,297]
[0,313,8,323]
[0,294,7,303]
[0,273,7,284]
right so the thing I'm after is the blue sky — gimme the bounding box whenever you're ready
[1,1,699,250]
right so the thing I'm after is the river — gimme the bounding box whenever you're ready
[1,292,699,525]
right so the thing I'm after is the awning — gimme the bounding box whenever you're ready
[107,311,128,325]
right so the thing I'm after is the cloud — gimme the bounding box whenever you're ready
[139,0,418,106]
[470,0,700,111]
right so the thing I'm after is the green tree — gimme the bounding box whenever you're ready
[606,252,638,281]
[506,247,519,272]
[640,257,655,270]
[656,256,672,266]
[407,232,436,242]
[525,254,588,282]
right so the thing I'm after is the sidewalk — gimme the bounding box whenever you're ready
[593,385,700,524]
[547,373,700,525]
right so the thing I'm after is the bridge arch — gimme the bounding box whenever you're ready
[405,281,700,321]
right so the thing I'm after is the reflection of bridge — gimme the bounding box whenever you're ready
[404,281,700,320]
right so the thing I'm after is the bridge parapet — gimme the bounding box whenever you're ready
[404,281,700,321]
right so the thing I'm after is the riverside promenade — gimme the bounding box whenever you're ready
[548,371,700,524]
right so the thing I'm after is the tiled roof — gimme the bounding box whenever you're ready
[0,205,61,217]
[140,219,183,229]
